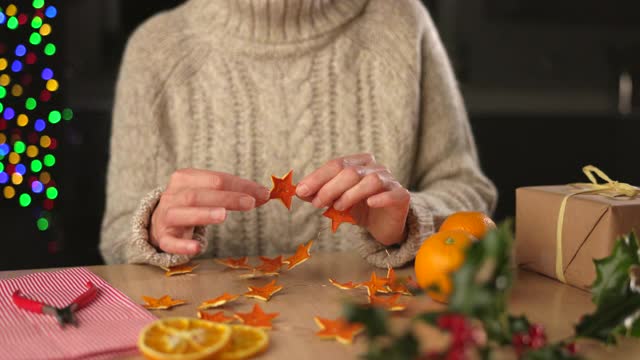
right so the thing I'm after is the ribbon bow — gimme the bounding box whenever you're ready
[555,165,638,283]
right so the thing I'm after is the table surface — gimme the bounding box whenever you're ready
[2,252,639,359]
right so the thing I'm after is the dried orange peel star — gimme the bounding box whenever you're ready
[215,257,251,270]
[161,263,199,277]
[198,310,236,323]
[255,256,284,274]
[198,293,241,310]
[234,304,279,329]
[284,240,313,270]
[328,278,359,290]
[323,206,357,233]
[386,268,412,296]
[357,272,391,296]
[314,317,364,345]
[244,279,283,302]
[269,170,297,210]
[141,295,187,310]
[368,294,407,312]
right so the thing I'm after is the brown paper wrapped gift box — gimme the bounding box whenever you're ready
[515,185,640,290]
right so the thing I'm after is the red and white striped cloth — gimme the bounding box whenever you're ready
[0,267,156,360]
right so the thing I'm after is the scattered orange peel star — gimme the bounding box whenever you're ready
[368,294,407,312]
[197,310,236,323]
[255,256,285,274]
[244,279,283,301]
[269,170,297,210]
[234,304,279,329]
[141,295,187,310]
[323,206,357,233]
[357,272,390,296]
[161,263,199,277]
[214,257,251,270]
[198,293,241,310]
[314,317,364,345]
[386,268,412,296]
[328,278,359,290]
[284,240,313,270]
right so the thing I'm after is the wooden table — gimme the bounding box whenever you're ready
[2,252,639,359]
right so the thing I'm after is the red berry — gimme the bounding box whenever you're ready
[530,336,545,349]
[512,333,531,347]
[445,346,465,360]
[438,315,453,329]
[529,324,545,338]
[565,342,577,354]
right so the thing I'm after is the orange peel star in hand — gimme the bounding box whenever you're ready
[198,293,240,310]
[215,257,251,270]
[357,272,390,296]
[234,304,279,329]
[161,263,198,277]
[198,310,236,323]
[314,317,364,345]
[368,294,407,312]
[244,279,283,302]
[284,240,313,270]
[269,170,297,210]
[141,295,187,310]
[328,278,359,290]
[323,206,357,233]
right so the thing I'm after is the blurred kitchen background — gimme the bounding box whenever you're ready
[1,0,639,270]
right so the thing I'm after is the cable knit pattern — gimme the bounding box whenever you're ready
[99,0,497,269]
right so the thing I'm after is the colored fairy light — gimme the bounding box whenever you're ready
[12,172,23,185]
[0,86,6,98]
[36,217,48,231]
[11,84,23,97]
[43,154,55,167]
[15,163,26,175]
[0,144,9,156]
[26,145,38,157]
[0,12,5,25]
[0,134,6,144]
[4,107,15,120]
[5,4,17,16]
[0,74,9,86]
[17,14,27,25]
[16,114,28,127]
[25,98,37,110]
[8,152,19,164]
[13,141,26,153]
[30,159,42,172]
[19,193,31,207]
[7,17,18,30]
[4,185,15,199]
[62,108,73,121]
[46,79,58,92]
[25,52,36,64]
[39,135,50,147]
[45,186,57,199]
[34,119,45,132]
[39,24,51,36]
[44,6,57,18]
[31,16,42,29]
[31,180,43,193]
[0,172,7,184]
[0,162,3,172]
[43,43,55,55]
[32,0,45,9]
[11,59,22,72]
[29,33,42,46]
[15,45,26,57]
[0,58,6,71]
[48,110,60,123]
[41,68,53,80]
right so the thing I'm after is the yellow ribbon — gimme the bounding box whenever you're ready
[555,165,639,283]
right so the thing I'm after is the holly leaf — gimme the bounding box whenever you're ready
[362,333,419,360]
[521,345,584,360]
[575,295,640,343]
[343,303,389,339]
[591,232,640,306]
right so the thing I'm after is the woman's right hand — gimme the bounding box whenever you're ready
[150,168,271,256]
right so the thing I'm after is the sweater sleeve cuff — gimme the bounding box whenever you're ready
[353,192,435,268]
[125,187,209,268]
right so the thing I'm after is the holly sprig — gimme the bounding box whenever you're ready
[344,222,640,359]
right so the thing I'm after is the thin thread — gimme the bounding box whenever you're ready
[366,59,381,154]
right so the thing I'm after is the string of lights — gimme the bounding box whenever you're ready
[0,0,71,236]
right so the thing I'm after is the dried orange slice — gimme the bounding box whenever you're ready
[138,317,231,360]
[215,324,269,360]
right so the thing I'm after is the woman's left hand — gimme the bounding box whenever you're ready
[296,153,411,246]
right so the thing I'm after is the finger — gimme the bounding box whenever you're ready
[333,171,394,210]
[166,189,257,210]
[310,167,362,208]
[157,235,202,255]
[366,187,411,208]
[167,169,270,203]
[297,154,376,198]
[163,207,226,227]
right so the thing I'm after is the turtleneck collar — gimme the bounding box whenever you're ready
[193,0,369,43]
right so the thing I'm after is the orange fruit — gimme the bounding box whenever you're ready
[138,317,231,360]
[439,211,496,239]
[215,325,269,360]
[414,230,476,303]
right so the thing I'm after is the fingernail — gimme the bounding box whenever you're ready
[261,188,271,201]
[189,243,200,253]
[297,184,310,197]
[240,196,256,210]
[312,197,323,208]
[334,202,344,211]
[211,208,226,221]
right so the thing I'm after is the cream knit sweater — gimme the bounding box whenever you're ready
[99,0,497,269]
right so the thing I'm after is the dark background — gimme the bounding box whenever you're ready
[1,0,639,270]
